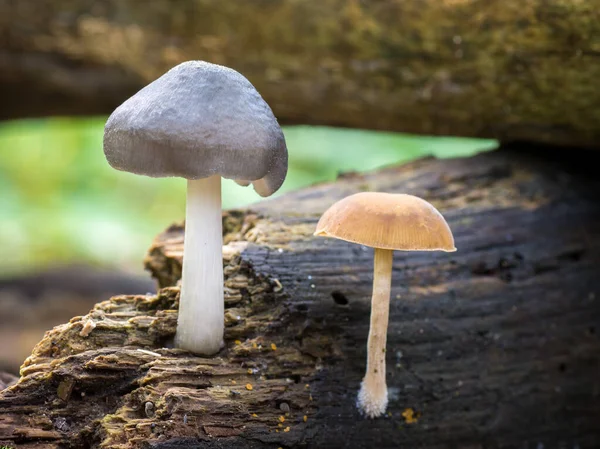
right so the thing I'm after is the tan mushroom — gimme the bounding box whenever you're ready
[314,192,455,418]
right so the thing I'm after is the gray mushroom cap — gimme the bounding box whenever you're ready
[103,61,288,197]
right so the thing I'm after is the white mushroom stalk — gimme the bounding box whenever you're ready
[176,175,224,354]
[357,247,393,418]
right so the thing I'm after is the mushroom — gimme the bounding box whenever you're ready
[314,192,455,418]
[103,61,288,355]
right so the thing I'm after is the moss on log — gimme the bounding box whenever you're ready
[1,147,600,448]
[1,0,600,146]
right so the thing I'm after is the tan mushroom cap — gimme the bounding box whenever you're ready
[314,192,456,251]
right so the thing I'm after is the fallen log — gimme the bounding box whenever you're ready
[1,0,600,147]
[1,146,599,448]
[0,265,156,373]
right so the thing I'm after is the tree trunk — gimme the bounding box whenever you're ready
[1,0,600,147]
[1,146,599,448]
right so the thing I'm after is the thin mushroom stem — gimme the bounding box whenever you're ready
[176,175,224,355]
[357,247,393,418]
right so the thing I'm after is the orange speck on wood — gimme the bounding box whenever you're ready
[245,383,253,391]
[247,368,253,374]
[284,426,290,432]
[252,342,258,349]
[402,408,419,424]
[271,343,277,350]
[235,340,241,345]
[278,415,285,423]
[303,415,308,422]
[251,413,258,417]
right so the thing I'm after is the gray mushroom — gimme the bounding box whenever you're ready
[103,61,288,355]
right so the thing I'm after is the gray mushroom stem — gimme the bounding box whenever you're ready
[357,247,393,418]
[175,175,224,355]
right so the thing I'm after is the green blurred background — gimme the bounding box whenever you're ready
[0,118,497,278]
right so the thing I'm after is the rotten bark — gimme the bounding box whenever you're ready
[1,147,600,448]
[0,266,155,373]
[1,0,600,147]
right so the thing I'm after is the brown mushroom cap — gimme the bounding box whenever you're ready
[314,192,456,251]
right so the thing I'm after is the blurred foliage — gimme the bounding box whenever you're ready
[0,118,496,276]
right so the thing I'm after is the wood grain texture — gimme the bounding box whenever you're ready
[1,147,599,448]
[1,0,600,146]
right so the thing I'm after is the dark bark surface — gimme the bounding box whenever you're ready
[1,147,599,448]
[1,0,600,147]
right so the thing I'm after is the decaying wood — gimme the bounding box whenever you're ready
[0,266,155,373]
[1,147,600,448]
[1,0,600,147]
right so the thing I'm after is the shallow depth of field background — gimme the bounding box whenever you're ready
[0,119,497,277]
[0,117,496,371]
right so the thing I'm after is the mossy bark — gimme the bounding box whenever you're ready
[1,0,600,146]
[1,146,600,448]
